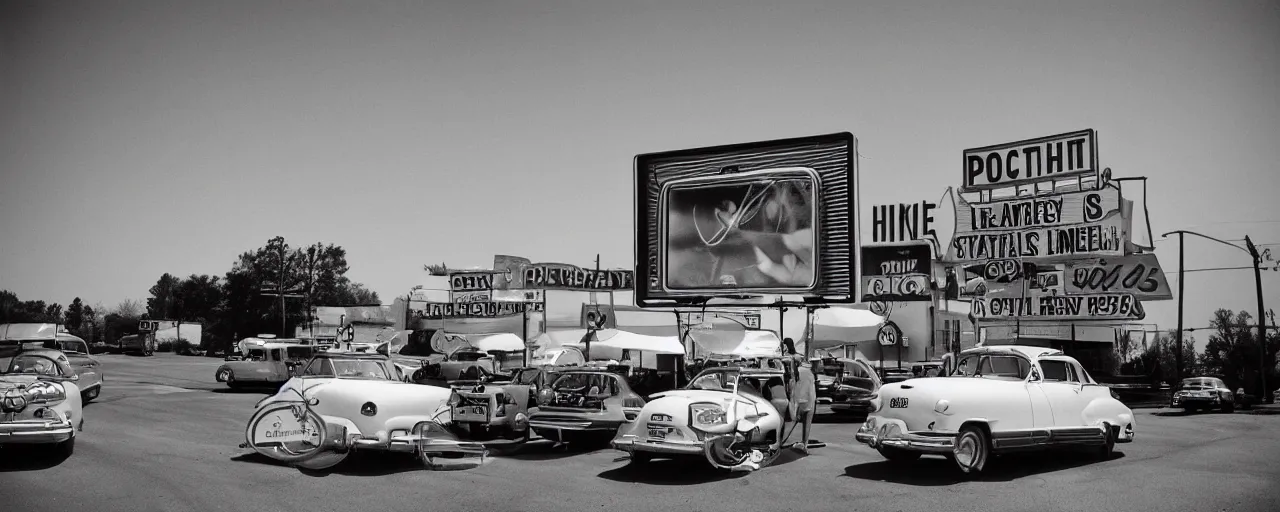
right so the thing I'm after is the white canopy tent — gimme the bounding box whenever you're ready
[688,327,783,359]
[430,331,526,355]
[809,308,885,351]
[564,329,684,355]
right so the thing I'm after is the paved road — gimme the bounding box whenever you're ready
[3,354,1280,512]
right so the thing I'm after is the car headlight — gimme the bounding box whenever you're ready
[689,403,728,429]
[26,381,66,405]
[361,402,378,417]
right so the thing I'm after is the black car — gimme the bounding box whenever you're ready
[1170,377,1236,413]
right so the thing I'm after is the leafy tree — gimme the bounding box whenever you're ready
[147,273,182,319]
[1120,331,1197,386]
[65,297,85,332]
[0,290,21,323]
[175,274,223,323]
[424,263,450,276]
[1200,308,1280,396]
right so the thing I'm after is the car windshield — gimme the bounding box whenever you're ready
[552,373,619,396]
[303,358,392,380]
[1178,378,1222,390]
[951,353,1030,380]
[2,354,61,376]
[687,370,738,393]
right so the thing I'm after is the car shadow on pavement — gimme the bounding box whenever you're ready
[842,450,1126,486]
[503,439,612,461]
[814,412,865,424]
[230,451,461,477]
[597,457,748,486]
[1152,409,1234,417]
[0,447,72,472]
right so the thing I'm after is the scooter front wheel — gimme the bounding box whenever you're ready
[245,403,335,466]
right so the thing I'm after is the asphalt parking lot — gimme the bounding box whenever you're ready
[3,354,1280,512]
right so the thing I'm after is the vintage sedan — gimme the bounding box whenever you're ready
[241,351,483,470]
[216,343,317,389]
[1170,376,1236,413]
[1,347,84,457]
[613,366,792,471]
[528,368,646,445]
[855,345,1136,474]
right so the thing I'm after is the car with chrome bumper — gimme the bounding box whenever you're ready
[528,368,645,445]
[855,345,1136,474]
[613,366,791,471]
[1,347,84,458]
[1170,377,1236,413]
[242,351,482,470]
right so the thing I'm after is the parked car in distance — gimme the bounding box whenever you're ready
[528,368,646,445]
[215,343,317,389]
[0,346,84,458]
[1170,377,1236,413]
[856,345,1135,475]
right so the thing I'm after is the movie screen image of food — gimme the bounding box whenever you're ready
[661,169,818,291]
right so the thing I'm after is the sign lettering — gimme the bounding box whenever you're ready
[872,201,936,243]
[1063,254,1172,300]
[412,301,544,320]
[962,129,1098,192]
[956,187,1120,233]
[970,293,1145,321]
[448,272,496,292]
[946,214,1128,262]
[954,254,1171,301]
[524,263,634,292]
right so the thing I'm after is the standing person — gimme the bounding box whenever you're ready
[790,354,818,454]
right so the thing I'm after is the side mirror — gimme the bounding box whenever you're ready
[1028,368,1041,382]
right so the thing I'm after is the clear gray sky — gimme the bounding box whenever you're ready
[2,0,1277,340]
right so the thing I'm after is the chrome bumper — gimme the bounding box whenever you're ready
[0,419,75,445]
[855,420,956,454]
[612,434,704,455]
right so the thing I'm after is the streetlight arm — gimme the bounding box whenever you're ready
[1161,230,1253,257]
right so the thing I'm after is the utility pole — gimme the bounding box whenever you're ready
[1176,232,1185,384]
[1245,236,1269,403]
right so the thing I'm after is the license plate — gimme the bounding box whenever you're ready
[889,397,909,408]
[648,428,666,440]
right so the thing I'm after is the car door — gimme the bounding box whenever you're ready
[1037,359,1087,427]
[63,339,103,391]
[1024,362,1055,429]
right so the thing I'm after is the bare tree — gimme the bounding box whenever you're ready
[113,299,143,318]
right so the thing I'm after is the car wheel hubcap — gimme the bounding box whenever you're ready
[955,435,977,469]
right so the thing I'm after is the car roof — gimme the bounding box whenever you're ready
[4,347,65,357]
[962,345,1064,359]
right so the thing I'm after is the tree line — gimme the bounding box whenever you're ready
[1119,308,1279,395]
[1,236,379,352]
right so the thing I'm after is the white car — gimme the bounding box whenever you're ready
[241,351,484,470]
[613,366,792,471]
[1,347,84,458]
[855,345,1135,474]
